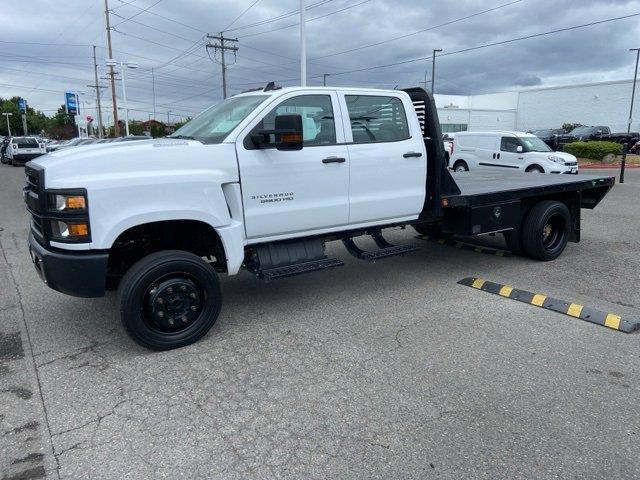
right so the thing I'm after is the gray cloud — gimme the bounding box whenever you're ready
[1,0,639,121]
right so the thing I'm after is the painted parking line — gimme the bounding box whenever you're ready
[417,235,511,257]
[458,277,640,333]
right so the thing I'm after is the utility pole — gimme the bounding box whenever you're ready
[300,0,306,86]
[323,74,329,86]
[167,110,171,126]
[431,49,442,94]
[152,67,156,121]
[2,112,12,137]
[104,0,119,136]
[91,45,104,138]
[206,33,238,99]
[621,47,640,184]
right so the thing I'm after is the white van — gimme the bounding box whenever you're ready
[449,131,578,174]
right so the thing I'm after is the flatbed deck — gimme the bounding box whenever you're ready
[444,171,615,207]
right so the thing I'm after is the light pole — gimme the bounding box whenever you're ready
[431,49,442,95]
[621,47,640,184]
[300,0,306,86]
[167,110,172,127]
[106,59,138,136]
[2,112,13,137]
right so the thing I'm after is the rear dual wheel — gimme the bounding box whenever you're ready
[118,250,222,350]
[503,200,571,261]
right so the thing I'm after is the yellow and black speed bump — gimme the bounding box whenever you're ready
[417,235,511,257]
[458,277,640,333]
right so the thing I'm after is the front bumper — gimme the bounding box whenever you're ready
[28,233,108,298]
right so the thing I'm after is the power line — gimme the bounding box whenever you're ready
[326,12,640,77]
[224,0,263,31]
[112,0,163,27]
[238,0,373,38]
[226,0,338,32]
[308,0,524,61]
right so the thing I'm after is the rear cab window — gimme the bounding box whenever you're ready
[344,95,410,143]
[12,137,38,148]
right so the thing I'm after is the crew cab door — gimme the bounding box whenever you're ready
[338,92,426,224]
[236,91,349,239]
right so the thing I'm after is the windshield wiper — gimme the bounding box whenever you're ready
[169,134,196,140]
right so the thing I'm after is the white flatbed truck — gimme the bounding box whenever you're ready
[24,86,614,350]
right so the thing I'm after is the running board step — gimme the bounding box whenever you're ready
[342,235,419,261]
[260,258,344,281]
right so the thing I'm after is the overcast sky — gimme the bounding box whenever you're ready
[1,0,639,123]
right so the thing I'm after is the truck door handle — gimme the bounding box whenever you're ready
[403,151,423,158]
[493,153,496,159]
[322,156,346,164]
[497,153,501,159]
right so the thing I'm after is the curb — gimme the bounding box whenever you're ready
[579,163,640,169]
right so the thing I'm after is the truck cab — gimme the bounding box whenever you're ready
[24,86,614,350]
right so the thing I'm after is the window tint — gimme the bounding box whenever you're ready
[501,136,520,153]
[255,95,336,146]
[345,95,410,143]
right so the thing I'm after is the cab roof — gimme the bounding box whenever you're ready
[233,85,407,97]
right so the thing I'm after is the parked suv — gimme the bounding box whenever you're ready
[450,131,578,174]
[4,136,47,166]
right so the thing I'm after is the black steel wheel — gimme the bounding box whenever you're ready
[118,250,222,350]
[522,201,571,261]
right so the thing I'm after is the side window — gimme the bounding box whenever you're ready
[345,95,410,144]
[501,136,520,153]
[253,94,335,146]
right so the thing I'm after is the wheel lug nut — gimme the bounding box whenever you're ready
[189,293,196,299]
[180,285,187,292]
[168,318,174,325]
[181,315,188,323]
[167,287,173,294]
[157,311,164,318]
[190,305,197,311]
[157,298,164,304]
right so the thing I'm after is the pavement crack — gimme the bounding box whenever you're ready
[0,236,61,480]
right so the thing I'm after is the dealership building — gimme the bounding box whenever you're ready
[434,79,639,134]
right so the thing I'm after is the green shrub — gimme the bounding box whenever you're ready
[563,141,622,160]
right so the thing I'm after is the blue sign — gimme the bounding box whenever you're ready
[18,98,26,113]
[65,92,79,115]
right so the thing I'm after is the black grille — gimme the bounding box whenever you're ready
[24,165,46,244]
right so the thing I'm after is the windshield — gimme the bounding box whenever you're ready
[170,95,269,144]
[532,129,552,137]
[521,136,552,152]
[569,126,594,135]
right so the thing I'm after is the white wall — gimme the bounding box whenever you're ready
[434,80,639,134]
[516,80,639,132]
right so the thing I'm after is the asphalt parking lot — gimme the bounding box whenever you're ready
[1,164,639,479]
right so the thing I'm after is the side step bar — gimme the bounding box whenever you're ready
[260,258,344,282]
[342,233,419,261]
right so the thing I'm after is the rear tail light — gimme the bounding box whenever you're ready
[39,144,45,149]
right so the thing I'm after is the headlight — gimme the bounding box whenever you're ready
[50,220,90,240]
[49,193,87,212]
[547,155,566,164]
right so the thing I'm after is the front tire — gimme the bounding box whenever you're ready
[521,201,571,261]
[526,165,544,173]
[118,250,222,350]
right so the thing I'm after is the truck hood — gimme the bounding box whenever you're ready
[28,139,240,188]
